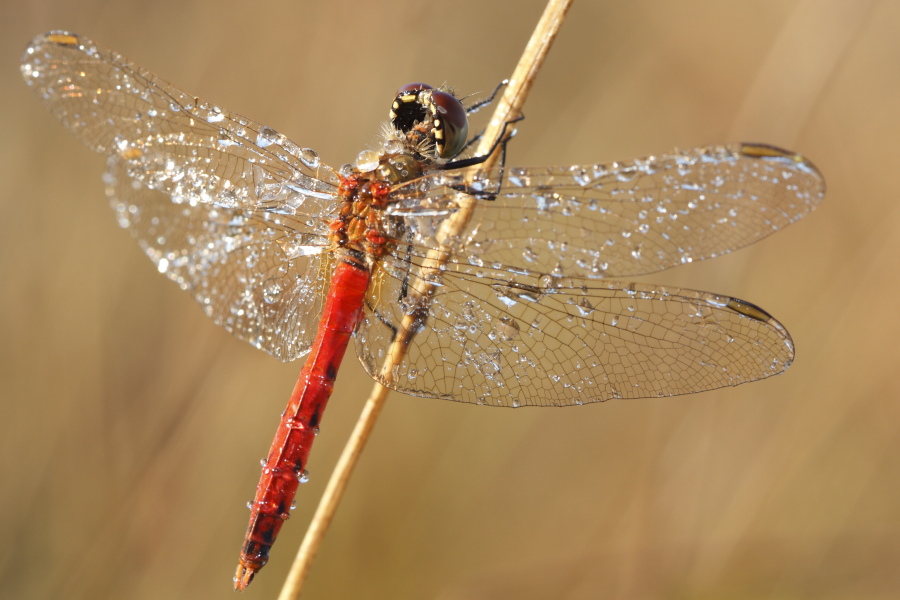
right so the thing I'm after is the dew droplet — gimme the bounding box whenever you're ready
[496,317,520,342]
[299,147,320,169]
[256,126,279,148]
[203,104,225,122]
[356,149,380,171]
[570,165,591,186]
[575,298,594,316]
[262,278,285,304]
[508,167,530,187]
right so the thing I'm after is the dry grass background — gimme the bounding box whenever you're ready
[1,0,897,598]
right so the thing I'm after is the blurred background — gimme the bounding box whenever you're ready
[1,0,897,598]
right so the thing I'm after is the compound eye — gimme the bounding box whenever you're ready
[389,83,469,159]
[430,90,468,158]
[390,83,433,134]
[396,82,433,95]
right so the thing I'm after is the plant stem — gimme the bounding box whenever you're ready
[277,1,572,597]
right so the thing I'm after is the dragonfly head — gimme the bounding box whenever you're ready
[389,83,468,160]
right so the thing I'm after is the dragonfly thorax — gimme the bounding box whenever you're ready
[375,153,423,184]
[333,150,426,258]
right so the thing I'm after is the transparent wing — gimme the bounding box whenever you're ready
[22,32,340,360]
[356,144,822,406]
[20,32,338,208]
[105,157,332,360]
[357,265,794,406]
[383,143,825,279]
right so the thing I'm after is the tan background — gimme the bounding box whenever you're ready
[2,0,897,598]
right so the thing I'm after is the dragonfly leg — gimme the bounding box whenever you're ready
[366,297,400,339]
[442,114,523,171]
[463,79,509,115]
[450,80,511,157]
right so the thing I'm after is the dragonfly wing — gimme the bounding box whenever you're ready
[21,32,338,209]
[356,264,794,406]
[105,156,332,361]
[388,144,824,279]
[23,32,341,361]
[353,144,819,405]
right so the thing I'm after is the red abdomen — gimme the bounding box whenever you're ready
[235,255,370,589]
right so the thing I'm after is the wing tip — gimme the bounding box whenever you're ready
[738,141,826,195]
[44,32,81,46]
[24,31,82,54]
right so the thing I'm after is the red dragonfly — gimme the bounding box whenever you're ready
[22,32,824,590]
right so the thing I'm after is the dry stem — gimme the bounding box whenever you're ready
[277,1,572,598]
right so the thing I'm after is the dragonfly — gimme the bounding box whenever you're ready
[21,31,824,590]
